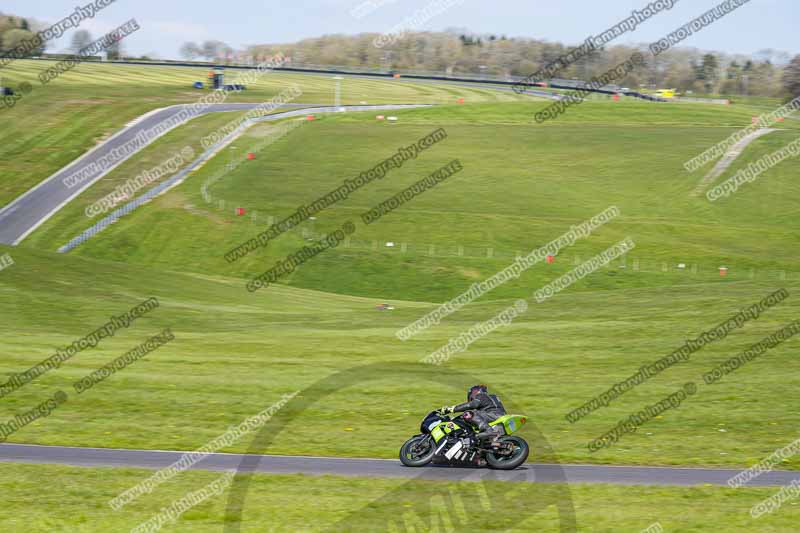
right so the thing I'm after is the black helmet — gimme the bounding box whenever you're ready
[467,384,487,402]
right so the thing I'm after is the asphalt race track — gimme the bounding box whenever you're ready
[0,102,297,245]
[1,443,796,487]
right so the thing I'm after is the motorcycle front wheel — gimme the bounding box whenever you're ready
[399,435,435,467]
[485,436,529,470]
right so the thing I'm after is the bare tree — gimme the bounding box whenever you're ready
[106,38,124,60]
[783,55,800,99]
[180,41,202,60]
[70,29,93,53]
[201,40,228,61]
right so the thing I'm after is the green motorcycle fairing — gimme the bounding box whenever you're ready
[430,414,527,442]
[489,414,527,435]
[430,420,462,442]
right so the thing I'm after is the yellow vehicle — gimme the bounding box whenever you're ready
[654,88,676,99]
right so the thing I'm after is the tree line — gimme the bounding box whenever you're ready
[2,11,796,100]
[182,31,800,100]
[0,14,44,57]
[0,13,124,60]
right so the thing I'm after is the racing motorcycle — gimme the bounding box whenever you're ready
[399,409,529,470]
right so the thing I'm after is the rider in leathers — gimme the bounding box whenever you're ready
[441,384,506,441]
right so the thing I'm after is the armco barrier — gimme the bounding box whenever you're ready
[24,57,663,103]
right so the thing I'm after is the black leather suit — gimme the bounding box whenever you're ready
[452,392,507,432]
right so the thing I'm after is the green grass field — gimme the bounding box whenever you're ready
[0,60,528,207]
[2,243,799,470]
[24,101,800,303]
[3,60,800,531]
[2,463,797,532]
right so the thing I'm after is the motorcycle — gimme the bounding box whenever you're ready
[399,409,530,470]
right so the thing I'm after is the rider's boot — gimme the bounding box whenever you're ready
[476,426,503,446]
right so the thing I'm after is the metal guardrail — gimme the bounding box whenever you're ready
[22,57,682,105]
[26,57,736,105]
[24,57,644,96]
[28,56,525,84]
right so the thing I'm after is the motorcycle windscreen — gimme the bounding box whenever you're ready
[420,411,444,434]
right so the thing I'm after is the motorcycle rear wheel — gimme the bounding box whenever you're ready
[485,436,529,470]
[399,435,435,467]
